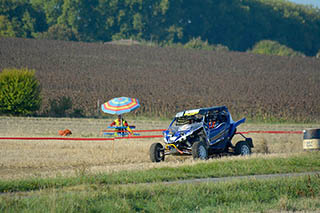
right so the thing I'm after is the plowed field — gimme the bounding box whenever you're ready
[1,38,320,121]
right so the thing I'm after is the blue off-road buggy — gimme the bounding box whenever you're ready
[150,106,253,162]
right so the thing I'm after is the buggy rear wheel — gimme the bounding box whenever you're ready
[150,143,165,162]
[235,141,251,155]
[192,141,208,160]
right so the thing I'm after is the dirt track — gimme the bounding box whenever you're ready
[163,171,320,185]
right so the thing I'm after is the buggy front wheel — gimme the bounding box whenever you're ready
[150,143,165,162]
[192,141,208,160]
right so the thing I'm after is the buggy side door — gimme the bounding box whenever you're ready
[206,110,230,145]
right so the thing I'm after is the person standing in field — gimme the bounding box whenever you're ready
[110,114,133,136]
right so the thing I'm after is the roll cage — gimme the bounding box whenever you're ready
[173,106,230,126]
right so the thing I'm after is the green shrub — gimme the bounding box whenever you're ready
[184,37,212,50]
[250,40,304,57]
[48,96,72,117]
[0,68,41,115]
[70,108,85,118]
[184,37,229,51]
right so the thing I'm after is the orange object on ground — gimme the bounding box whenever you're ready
[58,129,72,136]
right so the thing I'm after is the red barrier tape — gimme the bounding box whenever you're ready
[0,137,114,141]
[103,130,303,134]
[134,129,166,133]
[0,130,303,141]
[238,131,303,134]
[0,136,163,141]
[102,129,166,133]
[115,135,163,139]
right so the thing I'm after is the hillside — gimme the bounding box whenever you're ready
[0,37,319,121]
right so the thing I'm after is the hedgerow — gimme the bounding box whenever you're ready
[184,37,229,52]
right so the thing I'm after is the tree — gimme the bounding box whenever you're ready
[35,24,79,41]
[57,0,100,41]
[2,0,320,55]
[0,15,16,37]
[0,0,47,38]
[30,0,64,26]
[0,68,42,115]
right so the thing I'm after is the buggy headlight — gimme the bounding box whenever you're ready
[169,136,177,142]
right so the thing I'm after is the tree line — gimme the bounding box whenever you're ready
[1,0,320,56]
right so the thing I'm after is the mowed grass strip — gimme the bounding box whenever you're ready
[0,152,319,193]
[1,175,320,212]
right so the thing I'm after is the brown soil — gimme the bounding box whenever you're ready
[0,38,319,121]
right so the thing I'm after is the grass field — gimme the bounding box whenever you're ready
[0,116,318,180]
[1,117,320,212]
[1,175,320,212]
[0,151,319,212]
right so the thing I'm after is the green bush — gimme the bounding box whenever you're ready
[48,96,72,117]
[184,37,213,50]
[0,68,41,115]
[47,96,85,117]
[250,40,304,57]
[70,108,85,118]
[184,37,229,51]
